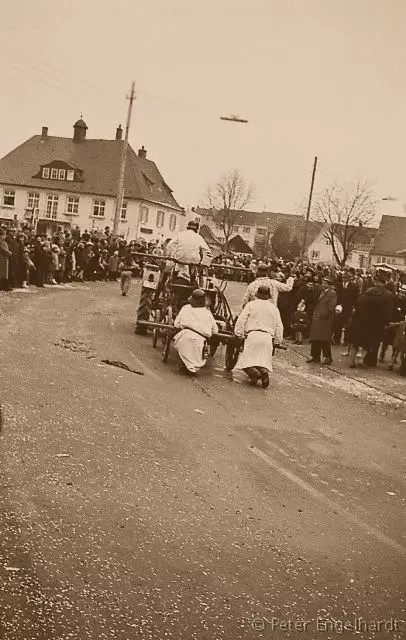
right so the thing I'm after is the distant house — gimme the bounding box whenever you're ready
[228,234,254,254]
[196,207,305,256]
[369,215,406,267]
[0,119,183,241]
[199,224,223,256]
[306,224,376,269]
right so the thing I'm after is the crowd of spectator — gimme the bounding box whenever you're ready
[0,225,166,291]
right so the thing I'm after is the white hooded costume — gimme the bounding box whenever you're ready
[234,298,284,372]
[173,304,218,373]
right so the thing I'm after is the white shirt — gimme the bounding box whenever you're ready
[167,230,211,265]
[174,304,218,338]
[242,276,294,307]
[235,298,284,343]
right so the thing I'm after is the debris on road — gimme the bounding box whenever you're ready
[386,491,396,496]
[194,409,204,414]
[101,360,144,375]
[56,453,70,458]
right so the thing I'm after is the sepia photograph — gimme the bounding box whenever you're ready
[0,1,405,638]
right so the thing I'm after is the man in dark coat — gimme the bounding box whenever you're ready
[333,269,362,344]
[307,277,337,365]
[348,275,394,368]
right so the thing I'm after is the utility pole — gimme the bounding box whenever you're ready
[302,156,318,257]
[112,81,136,238]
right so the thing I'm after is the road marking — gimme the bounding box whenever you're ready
[249,445,406,557]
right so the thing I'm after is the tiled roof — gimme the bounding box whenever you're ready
[0,135,181,209]
[371,215,406,256]
[199,224,222,246]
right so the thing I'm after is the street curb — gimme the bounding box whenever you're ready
[288,344,405,403]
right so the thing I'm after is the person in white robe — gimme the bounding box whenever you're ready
[173,289,218,375]
[234,285,284,388]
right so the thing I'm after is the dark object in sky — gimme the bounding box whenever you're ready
[220,115,248,123]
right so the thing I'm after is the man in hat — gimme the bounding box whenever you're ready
[307,277,337,365]
[234,285,284,388]
[166,221,212,283]
[173,289,218,375]
[242,264,294,308]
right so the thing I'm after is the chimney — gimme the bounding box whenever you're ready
[73,117,88,143]
[115,124,123,140]
[42,126,48,138]
[138,145,147,159]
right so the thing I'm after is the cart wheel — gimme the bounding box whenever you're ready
[161,332,171,363]
[152,309,162,348]
[225,342,240,371]
[135,287,153,334]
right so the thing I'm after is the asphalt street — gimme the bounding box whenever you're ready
[0,280,405,640]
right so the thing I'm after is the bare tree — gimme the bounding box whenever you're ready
[205,170,254,250]
[313,180,377,266]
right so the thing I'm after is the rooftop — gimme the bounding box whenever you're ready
[0,127,181,210]
[371,215,406,256]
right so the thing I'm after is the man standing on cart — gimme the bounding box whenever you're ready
[166,221,212,285]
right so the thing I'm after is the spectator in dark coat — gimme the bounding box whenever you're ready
[348,275,394,368]
[307,277,337,365]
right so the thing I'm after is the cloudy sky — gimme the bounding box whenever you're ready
[1,0,405,218]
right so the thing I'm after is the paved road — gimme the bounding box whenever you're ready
[0,281,405,640]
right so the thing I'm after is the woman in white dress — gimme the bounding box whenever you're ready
[234,285,284,388]
[173,289,218,375]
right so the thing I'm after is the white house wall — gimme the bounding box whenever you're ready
[0,184,183,242]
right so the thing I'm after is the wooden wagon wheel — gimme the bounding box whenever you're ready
[225,340,241,371]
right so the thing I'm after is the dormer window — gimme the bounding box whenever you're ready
[36,162,80,182]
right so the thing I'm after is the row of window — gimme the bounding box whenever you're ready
[2,189,177,229]
[214,222,251,235]
[42,168,75,181]
[376,256,398,265]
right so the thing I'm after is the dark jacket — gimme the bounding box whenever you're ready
[309,287,337,342]
[0,238,11,280]
[348,286,394,348]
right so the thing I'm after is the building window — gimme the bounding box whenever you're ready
[140,205,149,223]
[50,168,58,180]
[67,196,79,214]
[27,192,40,210]
[311,250,320,260]
[3,189,15,207]
[93,200,105,217]
[67,169,75,181]
[169,213,177,231]
[156,210,165,227]
[256,228,266,236]
[232,226,239,234]
[42,167,50,179]
[120,201,128,220]
[243,226,250,234]
[58,169,66,180]
[46,195,58,219]
[326,239,331,246]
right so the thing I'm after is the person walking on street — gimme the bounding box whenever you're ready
[307,277,337,365]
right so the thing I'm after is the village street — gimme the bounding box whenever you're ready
[0,281,405,640]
